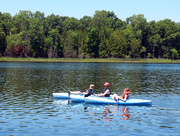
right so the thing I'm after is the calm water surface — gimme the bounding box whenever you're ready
[0,62,179,136]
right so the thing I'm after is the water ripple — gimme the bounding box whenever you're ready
[0,62,179,136]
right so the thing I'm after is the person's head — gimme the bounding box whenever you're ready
[124,88,130,92]
[104,82,109,88]
[90,84,94,89]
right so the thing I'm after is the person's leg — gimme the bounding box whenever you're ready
[112,94,118,101]
[68,90,81,94]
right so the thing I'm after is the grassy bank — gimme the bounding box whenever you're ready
[0,57,179,63]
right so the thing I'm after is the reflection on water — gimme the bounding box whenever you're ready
[0,62,179,136]
[53,99,131,123]
[103,107,111,122]
[121,107,130,120]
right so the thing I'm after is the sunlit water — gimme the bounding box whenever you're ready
[0,62,179,136]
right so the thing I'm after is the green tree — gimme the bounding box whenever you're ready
[140,46,147,59]
[68,30,78,58]
[126,14,147,40]
[45,28,61,58]
[63,33,73,58]
[130,34,141,58]
[85,27,98,58]
[11,11,33,34]
[148,34,161,58]
[123,25,133,57]
[29,18,45,57]
[108,29,126,58]
[34,11,45,19]
[62,17,80,32]
[98,27,109,58]
[155,19,179,58]
[76,30,85,58]
[171,48,179,59]
[6,34,23,56]
[1,13,11,35]
[79,16,92,30]
[0,27,6,56]
[126,14,148,57]
[91,10,118,31]
[1,10,180,59]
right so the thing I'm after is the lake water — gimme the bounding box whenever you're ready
[0,62,179,136]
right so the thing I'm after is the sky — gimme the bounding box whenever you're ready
[0,0,180,22]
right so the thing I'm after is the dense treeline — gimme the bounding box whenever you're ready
[0,10,179,59]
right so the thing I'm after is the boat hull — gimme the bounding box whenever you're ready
[85,96,152,106]
[52,93,152,106]
[53,93,85,102]
[70,94,84,102]
[53,93,70,99]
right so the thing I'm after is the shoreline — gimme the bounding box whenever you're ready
[0,57,179,63]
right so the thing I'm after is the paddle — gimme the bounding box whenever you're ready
[68,90,71,98]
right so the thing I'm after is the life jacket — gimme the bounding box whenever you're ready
[84,89,93,97]
[91,89,94,94]
[102,88,111,97]
[121,91,131,99]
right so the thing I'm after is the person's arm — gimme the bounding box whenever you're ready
[81,91,87,95]
[120,94,128,102]
[81,89,91,95]
[97,89,110,97]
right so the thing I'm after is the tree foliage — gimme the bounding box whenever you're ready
[0,10,179,59]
